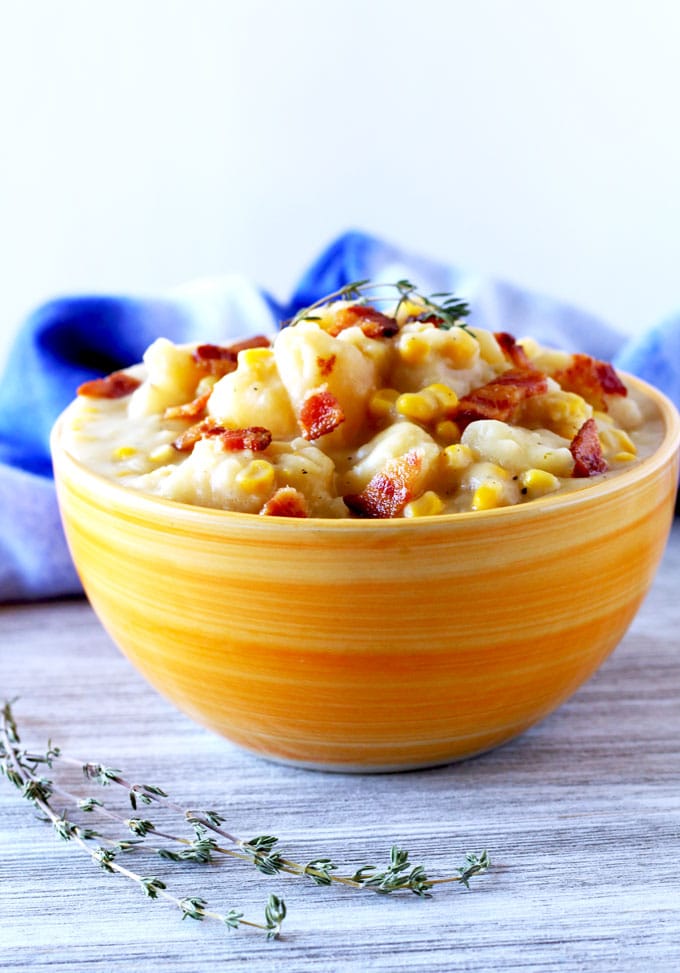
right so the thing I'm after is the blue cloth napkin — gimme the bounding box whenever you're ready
[1,230,678,601]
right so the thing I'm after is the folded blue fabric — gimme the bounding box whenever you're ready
[1,230,677,601]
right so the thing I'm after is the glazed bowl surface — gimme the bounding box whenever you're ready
[51,375,680,772]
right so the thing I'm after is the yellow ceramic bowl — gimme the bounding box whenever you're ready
[51,375,680,772]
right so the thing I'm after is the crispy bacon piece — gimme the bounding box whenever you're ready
[596,361,628,396]
[494,332,532,369]
[192,335,271,377]
[164,391,211,420]
[77,371,141,399]
[299,390,345,440]
[570,418,607,477]
[192,344,237,378]
[453,369,549,428]
[344,450,423,519]
[260,487,308,518]
[173,417,271,453]
[552,353,627,411]
[328,305,399,339]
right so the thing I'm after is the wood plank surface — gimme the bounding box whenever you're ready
[1,522,679,972]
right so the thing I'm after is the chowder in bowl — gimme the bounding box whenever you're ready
[51,283,680,770]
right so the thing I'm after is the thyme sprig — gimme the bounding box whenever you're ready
[1,701,490,936]
[0,701,284,939]
[284,279,470,331]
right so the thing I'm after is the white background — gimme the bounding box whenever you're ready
[2,0,680,368]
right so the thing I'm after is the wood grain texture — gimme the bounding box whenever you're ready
[1,522,679,972]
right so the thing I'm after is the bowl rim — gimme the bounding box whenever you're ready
[50,371,680,532]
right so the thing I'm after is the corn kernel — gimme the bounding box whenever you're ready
[149,444,176,463]
[597,424,637,458]
[444,443,474,470]
[368,387,400,421]
[435,419,460,444]
[614,429,636,453]
[399,333,430,365]
[235,459,275,494]
[471,482,505,511]
[396,391,438,423]
[396,384,459,425]
[518,468,560,499]
[426,383,459,414]
[112,446,137,461]
[239,347,274,371]
[613,451,637,464]
[403,491,445,518]
[394,298,428,325]
[441,328,479,368]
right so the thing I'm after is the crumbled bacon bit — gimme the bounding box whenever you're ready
[494,332,532,369]
[193,343,232,361]
[595,360,628,396]
[570,418,607,477]
[164,391,211,420]
[329,305,399,339]
[299,389,345,440]
[77,371,141,399]
[260,487,308,518]
[552,353,627,410]
[408,313,443,327]
[195,355,236,379]
[192,335,271,377]
[173,417,271,453]
[219,426,272,452]
[317,354,337,377]
[344,450,423,519]
[227,335,271,354]
[173,417,225,451]
[453,368,549,428]
[192,345,237,379]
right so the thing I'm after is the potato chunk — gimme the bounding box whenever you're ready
[339,421,441,496]
[462,419,575,476]
[274,321,379,446]
[208,347,297,439]
[392,322,495,397]
[128,339,202,418]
